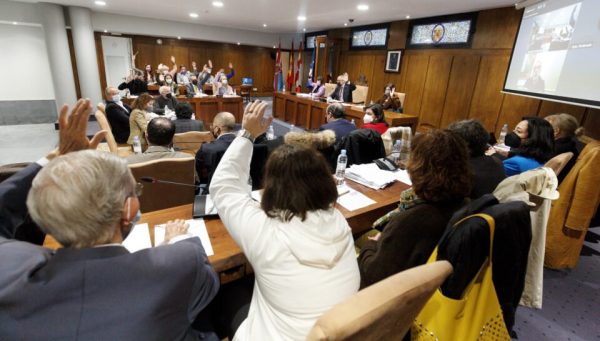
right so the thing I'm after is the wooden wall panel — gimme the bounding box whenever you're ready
[401,55,430,116]
[472,7,522,49]
[418,55,453,129]
[468,55,510,131]
[538,101,587,121]
[439,55,481,128]
[496,94,540,134]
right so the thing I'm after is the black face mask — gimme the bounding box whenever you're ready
[166,93,172,99]
[505,132,522,148]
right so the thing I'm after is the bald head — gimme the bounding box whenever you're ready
[146,117,176,146]
[212,112,236,137]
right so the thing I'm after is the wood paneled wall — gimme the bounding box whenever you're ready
[95,34,276,96]
[332,7,600,139]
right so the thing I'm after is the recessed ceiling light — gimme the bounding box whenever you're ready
[189,12,199,18]
[297,16,306,21]
[357,4,369,11]
[344,23,348,26]
[273,45,276,48]
[302,28,306,32]
[94,0,106,6]
[237,42,240,45]
[103,29,108,33]
[12,21,18,25]
[212,1,224,7]
[263,23,268,27]
[405,15,411,19]
[177,36,181,40]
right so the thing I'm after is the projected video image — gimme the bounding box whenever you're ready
[517,3,581,93]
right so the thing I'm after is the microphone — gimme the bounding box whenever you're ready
[139,176,216,218]
[140,176,201,188]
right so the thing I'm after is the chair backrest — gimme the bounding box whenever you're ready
[129,157,195,212]
[340,129,386,166]
[352,85,368,104]
[97,102,106,114]
[173,131,214,155]
[306,261,453,341]
[94,109,118,154]
[324,83,337,97]
[395,93,406,108]
[544,152,574,177]
[381,126,411,155]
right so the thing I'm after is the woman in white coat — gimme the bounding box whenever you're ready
[209,101,360,340]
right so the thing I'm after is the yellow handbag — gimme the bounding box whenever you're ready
[411,213,511,341]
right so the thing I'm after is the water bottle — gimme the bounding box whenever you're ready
[266,125,275,140]
[498,123,508,145]
[335,150,348,186]
[351,119,356,126]
[391,140,402,165]
[132,136,142,154]
[290,124,295,133]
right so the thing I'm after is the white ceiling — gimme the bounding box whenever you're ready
[17,0,518,33]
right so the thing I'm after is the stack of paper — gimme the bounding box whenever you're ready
[392,169,412,186]
[345,163,397,189]
[337,187,376,211]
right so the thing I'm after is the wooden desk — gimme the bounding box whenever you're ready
[338,180,410,235]
[123,96,243,124]
[273,92,419,132]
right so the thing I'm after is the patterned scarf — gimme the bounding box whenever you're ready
[372,187,425,229]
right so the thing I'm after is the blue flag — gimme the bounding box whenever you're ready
[306,47,316,87]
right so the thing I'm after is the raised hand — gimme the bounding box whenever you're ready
[228,62,233,69]
[171,55,176,64]
[242,101,271,138]
[57,99,107,155]
[208,59,213,68]
[192,61,197,69]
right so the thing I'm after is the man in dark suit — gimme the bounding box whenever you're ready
[154,85,179,115]
[196,112,237,185]
[175,102,205,133]
[329,73,356,103]
[0,99,219,340]
[319,103,356,142]
[104,86,131,143]
[118,73,148,95]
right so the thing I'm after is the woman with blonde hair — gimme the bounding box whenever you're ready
[545,113,584,182]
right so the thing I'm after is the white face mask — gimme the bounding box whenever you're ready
[363,114,374,124]
[112,94,121,102]
[222,79,228,85]
[166,79,173,84]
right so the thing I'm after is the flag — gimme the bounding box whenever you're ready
[307,46,316,87]
[295,42,303,93]
[286,41,294,92]
[274,41,282,91]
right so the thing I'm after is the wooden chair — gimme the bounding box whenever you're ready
[240,85,252,103]
[324,83,337,97]
[307,261,453,341]
[544,152,574,177]
[352,85,369,104]
[173,131,214,155]
[129,157,195,212]
[97,102,106,114]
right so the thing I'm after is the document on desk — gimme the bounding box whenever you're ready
[337,188,376,211]
[393,169,412,186]
[154,219,214,256]
[122,223,152,252]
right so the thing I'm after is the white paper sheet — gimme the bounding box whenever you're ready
[337,189,376,211]
[392,169,412,185]
[345,163,397,189]
[121,223,151,252]
[154,219,214,256]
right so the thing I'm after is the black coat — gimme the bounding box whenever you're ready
[105,101,131,144]
[118,79,148,95]
[338,129,385,166]
[330,82,356,103]
[469,155,506,199]
[436,194,531,332]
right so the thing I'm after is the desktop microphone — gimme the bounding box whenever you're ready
[139,176,216,218]
[140,176,201,188]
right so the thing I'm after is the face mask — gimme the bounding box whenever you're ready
[112,94,121,102]
[384,89,391,96]
[192,79,198,85]
[166,79,173,84]
[363,114,374,124]
[166,93,172,98]
[207,69,212,74]
[222,79,228,85]
[505,132,522,148]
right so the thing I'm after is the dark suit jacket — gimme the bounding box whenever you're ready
[196,133,236,185]
[154,95,178,115]
[0,163,220,341]
[118,79,148,95]
[175,119,205,133]
[105,101,131,143]
[319,119,356,142]
[469,155,506,199]
[330,82,356,103]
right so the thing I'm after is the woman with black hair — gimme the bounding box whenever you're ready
[503,117,555,176]
[362,103,388,135]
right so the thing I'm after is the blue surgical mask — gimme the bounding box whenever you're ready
[112,94,121,102]
[127,198,142,226]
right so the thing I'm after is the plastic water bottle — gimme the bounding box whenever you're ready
[290,124,295,133]
[132,136,142,154]
[266,125,275,140]
[351,119,356,126]
[335,150,348,186]
[391,140,402,165]
[498,123,508,145]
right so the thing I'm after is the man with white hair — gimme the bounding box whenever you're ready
[153,85,178,115]
[0,99,219,340]
[104,86,131,143]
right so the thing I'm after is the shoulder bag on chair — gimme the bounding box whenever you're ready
[411,213,510,341]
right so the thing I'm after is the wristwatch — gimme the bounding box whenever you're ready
[238,129,255,142]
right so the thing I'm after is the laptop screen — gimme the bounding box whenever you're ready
[242,77,253,85]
